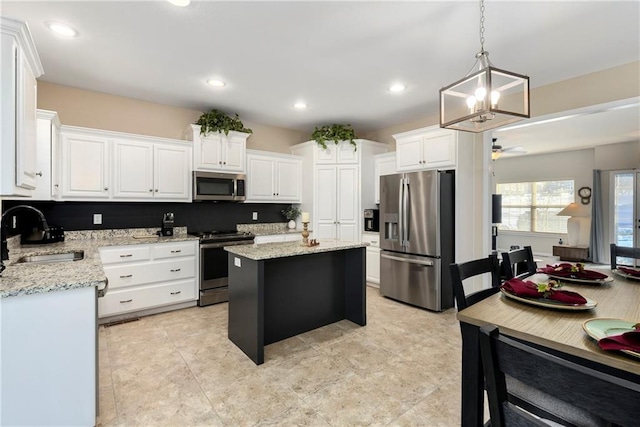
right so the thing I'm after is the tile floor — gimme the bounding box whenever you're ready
[97,286,465,426]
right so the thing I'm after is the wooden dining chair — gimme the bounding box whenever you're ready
[449,255,501,311]
[501,246,537,280]
[610,243,640,269]
[479,324,639,427]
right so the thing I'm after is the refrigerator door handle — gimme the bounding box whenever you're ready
[403,178,410,247]
[398,177,404,247]
[381,253,434,267]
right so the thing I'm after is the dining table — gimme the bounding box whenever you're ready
[457,267,640,427]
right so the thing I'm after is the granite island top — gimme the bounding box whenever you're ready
[0,227,199,299]
[237,223,310,236]
[225,240,367,261]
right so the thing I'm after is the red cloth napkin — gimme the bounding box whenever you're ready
[618,266,640,277]
[598,328,640,353]
[501,278,588,305]
[538,263,608,280]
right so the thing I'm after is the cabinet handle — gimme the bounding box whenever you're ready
[154,189,158,192]
[170,291,181,295]
[119,274,133,278]
[372,240,377,244]
[170,250,182,253]
[54,184,59,188]
[219,161,222,165]
[35,171,42,177]
[149,189,153,192]
[104,187,109,191]
[223,161,226,165]
[120,299,133,303]
[120,254,133,258]
[170,268,181,272]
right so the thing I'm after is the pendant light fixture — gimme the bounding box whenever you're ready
[440,0,530,133]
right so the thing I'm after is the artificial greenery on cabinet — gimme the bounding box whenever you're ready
[196,109,253,136]
[311,124,357,151]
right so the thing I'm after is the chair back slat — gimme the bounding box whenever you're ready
[480,325,640,427]
[501,246,536,279]
[610,243,640,269]
[449,255,500,310]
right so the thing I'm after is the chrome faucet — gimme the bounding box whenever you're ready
[1,205,50,276]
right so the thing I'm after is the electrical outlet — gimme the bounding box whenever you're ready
[252,212,258,221]
[234,257,241,267]
[93,213,102,225]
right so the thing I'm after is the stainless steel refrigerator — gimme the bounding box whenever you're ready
[379,170,454,311]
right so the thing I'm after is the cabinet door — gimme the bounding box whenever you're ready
[374,154,396,204]
[32,116,53,200]
[61,133,110,198]
[154,143,190,200]
[222,134,246,172]
[112,139,153,199]
[15,50,38,191]
[198,133,223,170]
[336,165,359,241]
[275,158,301,202]
[366,246,380,284]
[336,141,359,164]
[315,166,337,239]
[423,130,457,169]
[395,135,424,172]
[315,143,338,164]
[246,155,275,200]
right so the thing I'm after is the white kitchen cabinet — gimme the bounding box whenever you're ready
[394,126,457,172]
[26,110,60,200]
[60,131,111,199]
[98,240,198,319]
[0,18,44,197]
[246,150,302,202]
[374,152,396,204]
[189,125,249,173]
[315,165,359,241]
[291,139,388,243]
[58,125,192,202]
[362,233,380,285]
[113,139,190,201]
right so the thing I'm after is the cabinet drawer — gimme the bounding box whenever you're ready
[152,241,196,259]
[362,233,380,247]
[103,258,195,290]
[100,246,151,264]
[98,279,196,318]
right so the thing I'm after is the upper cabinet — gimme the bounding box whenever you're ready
[394,126,458,172]
[188,125,249,173]
[59,126,192,202]
[32,110,60,201]
[246,150,302,203]
[373,152,396,204]
[0,18,44,197]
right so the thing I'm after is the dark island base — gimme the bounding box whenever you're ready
[228,247,366,365]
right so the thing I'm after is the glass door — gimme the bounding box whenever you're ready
[611,171,636,265]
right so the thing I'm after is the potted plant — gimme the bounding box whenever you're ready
[195,109,253,136]
[281,205,301,229]
[311,124,358,151]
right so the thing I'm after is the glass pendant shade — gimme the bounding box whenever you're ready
[440,62,530,133]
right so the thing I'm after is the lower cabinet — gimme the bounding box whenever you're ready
[98,240,198,318]
[362,233,380,285]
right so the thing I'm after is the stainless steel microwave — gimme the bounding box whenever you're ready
[193,171,246,201]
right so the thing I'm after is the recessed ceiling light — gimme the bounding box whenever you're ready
[46,21,77,37]
[167,0,191,6]
[389,84,406,93]
[206,79,226,88]
[294,102,307,109]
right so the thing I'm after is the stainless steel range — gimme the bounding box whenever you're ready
[189,230,255,306]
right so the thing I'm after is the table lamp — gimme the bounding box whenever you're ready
[556,203,589,246]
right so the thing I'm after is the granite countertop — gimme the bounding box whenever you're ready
[225,240,367,261]
[0,228,199,299]
[237,222,310,236]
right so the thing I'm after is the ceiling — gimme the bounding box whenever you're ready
[2,1,639,139]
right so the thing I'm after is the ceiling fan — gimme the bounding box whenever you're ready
[491,138,526,160]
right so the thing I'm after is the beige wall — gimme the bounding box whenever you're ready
[37,81,306,153]
[362,61,640,147]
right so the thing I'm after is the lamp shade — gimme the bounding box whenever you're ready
[492,194,502,224]
[557,202,583,217]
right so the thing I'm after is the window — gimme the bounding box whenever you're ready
[496,180,574,233]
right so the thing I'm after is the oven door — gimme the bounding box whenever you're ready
[199,240,252,306]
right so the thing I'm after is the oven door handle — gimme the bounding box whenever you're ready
[200,240,254,249]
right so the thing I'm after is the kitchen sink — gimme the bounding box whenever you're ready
[16,251,85,264]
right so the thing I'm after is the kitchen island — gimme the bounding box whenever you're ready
[225,240,367,365]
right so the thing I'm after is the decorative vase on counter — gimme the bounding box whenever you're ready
[288,220,296,229]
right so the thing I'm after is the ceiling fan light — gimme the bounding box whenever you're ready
[491,150,502,161]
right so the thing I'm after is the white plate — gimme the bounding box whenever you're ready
[545,273,613,285]
[611,269,640,282]
[500,288,597,311]
[582,318,640,359]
